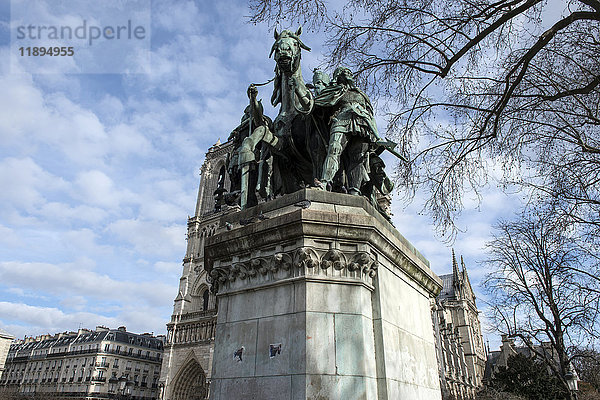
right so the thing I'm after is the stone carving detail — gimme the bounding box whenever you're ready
[321,249,345,270]
[272,252,293,271]
[208,247,379,293]
[231,262,256,280]
[208,266,230,293]
[349,252,379,277]
[295,247,319,269]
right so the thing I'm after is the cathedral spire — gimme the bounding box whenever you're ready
[452,249,459,281]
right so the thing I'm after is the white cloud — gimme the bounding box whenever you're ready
[0,225,21,247]
[0,157,68,211]
[153,1,206,33]
[38,202,109,225]
[0,261,176,308]
[59,295,87,311]
[106,219,185,257]
[0,302,120,337]
[73,170,134,209]
[154,261,182,274]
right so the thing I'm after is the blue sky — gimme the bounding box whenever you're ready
[0,0,522,348]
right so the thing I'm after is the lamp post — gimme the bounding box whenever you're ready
[565,366,579,400]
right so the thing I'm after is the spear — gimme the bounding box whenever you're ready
[240,87,254,210]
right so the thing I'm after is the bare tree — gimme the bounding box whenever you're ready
[249,0,600,238]
[571,348,600,391]
[484,212,600,399]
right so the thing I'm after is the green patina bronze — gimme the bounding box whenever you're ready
[225,29,404,219]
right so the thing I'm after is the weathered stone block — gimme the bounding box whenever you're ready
[219,376,292,400]
[305,312,335,375]
[334,313,376,377]
[212,319,258,379]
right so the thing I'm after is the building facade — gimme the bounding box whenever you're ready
[432,251,487,400]
[0,326,164,400]
[0,328,15,381]
[158,141,232,400]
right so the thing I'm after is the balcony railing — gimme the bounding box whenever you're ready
[101,348,162,362]
[91,376,106,382]
[170,309,216,322]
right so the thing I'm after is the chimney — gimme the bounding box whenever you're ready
[118,326,127,332]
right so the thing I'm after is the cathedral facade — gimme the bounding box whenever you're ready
[432,251,487,400]
[158,141,232,400]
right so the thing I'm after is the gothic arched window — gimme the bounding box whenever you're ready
[202,289,210,311]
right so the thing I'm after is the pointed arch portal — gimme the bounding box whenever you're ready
[171,359,209,400]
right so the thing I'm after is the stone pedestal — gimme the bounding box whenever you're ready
[204,189,442,400]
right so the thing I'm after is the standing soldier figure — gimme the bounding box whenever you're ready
[314,67,381,195]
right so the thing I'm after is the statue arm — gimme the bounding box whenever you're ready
[289,77,314,113]
[247,85,267,127]
[295,82,314,111]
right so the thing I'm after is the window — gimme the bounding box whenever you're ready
[116,345,121,352]
[203,289,210,310]
[113,359,119,367]
[104,344,110,352]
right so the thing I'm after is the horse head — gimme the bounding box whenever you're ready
[270,27,310,75]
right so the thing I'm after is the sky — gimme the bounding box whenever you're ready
[0,0,523,349]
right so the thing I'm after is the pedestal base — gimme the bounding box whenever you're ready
[205,189,442,400]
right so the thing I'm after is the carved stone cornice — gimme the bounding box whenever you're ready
[207,247,378,293]
[204,189,442,296]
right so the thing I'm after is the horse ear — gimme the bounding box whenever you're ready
[296,26,302,36]
[274,28,279,40]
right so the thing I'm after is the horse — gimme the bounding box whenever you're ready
[237,27,321,208]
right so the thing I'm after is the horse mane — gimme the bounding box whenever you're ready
[271,66,281,107]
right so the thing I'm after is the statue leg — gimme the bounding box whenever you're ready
[345,138,370,195]
[239,126,264,165]
[320,131,348,189]
[239,126,280,209]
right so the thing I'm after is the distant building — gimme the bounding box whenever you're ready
[0,326,164,400]
[158,141,230,400]
[432,251,487,400]
[0,328,15,380]
[484,334,578,390]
